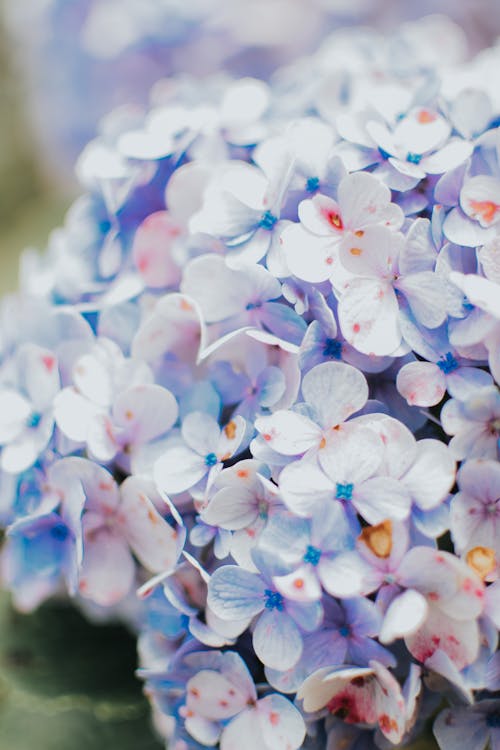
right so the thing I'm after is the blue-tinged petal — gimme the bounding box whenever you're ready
[259,302,307,346]
[208,566,266,621]
[257,366,286,408]
[347,635,396,668]
[210,361,249,404]
[434,707,489,750]
[154,442,208,495]
[286,599,323,632]
[253,608,302,670]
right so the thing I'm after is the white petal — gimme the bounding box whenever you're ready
[302,361,368,429]
[396,361,446,407]
[255,411,322,456]
[379,590,429,643]
[338,278,401,356]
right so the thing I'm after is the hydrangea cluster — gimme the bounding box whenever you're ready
[2,15,500,750]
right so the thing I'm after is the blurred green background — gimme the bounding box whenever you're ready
[0,8,70,297]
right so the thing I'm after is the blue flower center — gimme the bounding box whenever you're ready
[336,483,354,501]
[303,545,322,566]
[51,524,69,542]
[406,152,422,164]
[26,412,42,429]
[246,301,263,310]
[259,210,278,230]
[322,338,342,360]
[306,176,320,193]
[486,712,500,729]
[205,452,218,467]
[264,589,284,611]
[437,352,459,374]
[339,626,350,638]
[258,501,269,520]
[462,297,475,311]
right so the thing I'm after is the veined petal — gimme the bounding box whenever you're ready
[255,411,322,456]
[154,443,207,495]
[338,278,401,356]
[318,423,383,486]
[208,565,266,620]
[253,608,302,670]
[302,361,368,429]
[397,272,447,329]
[397,361,446,407]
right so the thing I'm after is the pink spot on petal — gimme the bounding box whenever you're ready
[417,109,437,124]
[42,355,56,372]
[269,712,280,726]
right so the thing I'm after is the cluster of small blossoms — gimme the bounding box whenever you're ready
[2,15,500,750]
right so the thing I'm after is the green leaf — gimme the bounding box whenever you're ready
[0,591,162,750]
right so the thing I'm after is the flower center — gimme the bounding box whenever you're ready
[306,176,320,193]
[303,545,322,566]
[437,352,459,374]
[205,452,218,467]
[336,483,354,501]
[264,589,284,611]
[322,338,342,360]
[258,500,269,520]
[26,412,42,429]
[339,625,350,638]
[406,152,422,164]
[51,524,69,541]
[259,210,278,230]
